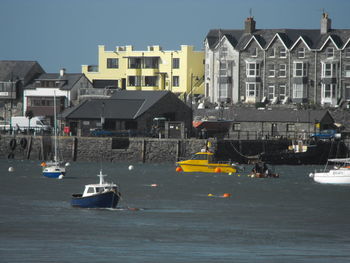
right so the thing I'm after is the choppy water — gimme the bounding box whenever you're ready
[0,159,349,263]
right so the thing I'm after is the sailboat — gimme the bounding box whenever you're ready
[42,92,67,179]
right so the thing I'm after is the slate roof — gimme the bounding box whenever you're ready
[195,108,332,123]
[0,60,44,81]
[62,90,169,120]
[25,73,85,91]
[206,28,350,50]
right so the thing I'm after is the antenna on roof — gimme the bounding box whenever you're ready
[249,8,253,17]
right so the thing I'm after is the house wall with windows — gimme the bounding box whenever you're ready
[82,45,204,96]
[204,13,350,108]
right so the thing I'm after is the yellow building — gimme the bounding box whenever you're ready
[82,45,204,97]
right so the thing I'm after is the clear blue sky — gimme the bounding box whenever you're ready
[1,0,349,73]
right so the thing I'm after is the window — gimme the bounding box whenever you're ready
[279,47,287,58]
[144,57,159,68]
[144,76,158,86]
[322,63,336,78]
[293,62,306,77]
[268,48,275,57]
[128,58,141,69]
[128,76,141,86]
[173,76,179,87]
[297,48,305,58]
[292,84,304,99]
[345,65,350,77]
[279,84,286,100]
[246,62,260,77]
[251,47,258,57]
[107,58,118,68]
[268,85,275,100]
[345,47,350,58]
[279,64,287,77]
[219,62,227,76]
[322,83,336,99]
[326,47,334,58]
[345,84,350,100]
[233,123,241,131]
[246,82,259,98]
[173,58,180,69]
[268,64,275,77]
[287,124,295,132]
[220,46,228,58]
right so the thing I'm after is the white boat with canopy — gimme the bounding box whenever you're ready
[309,158,350,184]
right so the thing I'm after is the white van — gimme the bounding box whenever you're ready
[11,116,51,132]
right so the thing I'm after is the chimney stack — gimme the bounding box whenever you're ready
[321,12,331,34]
[244,17,256,34]
[59,68,66,77]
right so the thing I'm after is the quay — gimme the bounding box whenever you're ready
[1,135,348,165]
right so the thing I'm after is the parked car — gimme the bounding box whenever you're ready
[310,129,340,139]
[90,128,116,137]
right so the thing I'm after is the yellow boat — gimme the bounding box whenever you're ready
[176,151,237,173]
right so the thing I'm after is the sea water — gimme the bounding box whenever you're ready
[0,159,349,263]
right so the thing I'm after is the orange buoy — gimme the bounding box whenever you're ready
[176,167,182,172]
[41,162,46,167]
[214,167,222,173]
[223,193,231,198]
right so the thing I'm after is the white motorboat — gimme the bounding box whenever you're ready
[309,158,350,184]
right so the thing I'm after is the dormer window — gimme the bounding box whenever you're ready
[345,47,350,58]
[279,47,287,58]
[268,48,275,57]
[251,47,258,57]
[297,48,305,58]
[326,47,334,58]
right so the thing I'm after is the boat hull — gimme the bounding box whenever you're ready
[178,163,236,173]
[310,170,350,184]
[71,191,120,208]
[42,165,66,179]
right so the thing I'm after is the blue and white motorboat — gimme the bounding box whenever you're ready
[71,170,120,208]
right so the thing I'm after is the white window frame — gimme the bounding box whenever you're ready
[279,47,287,58]
[268,64,275,77]
[293,62,307,77]
[251,47,258,57]
[246,82,259,98]
[279,64,287,77]
[345,84,350,100]
[321,83,336,104]
[345,47,350,58]
[297,48,305,58]
[345,64,350,77]
[246,62,260,77]
[321,62,337,78]
[279,84,286,100]
[268,85,275,100]
[268,48,275,58]
[326,47,334,58]
[292,84,304,99]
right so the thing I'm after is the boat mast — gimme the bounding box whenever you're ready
[54,91,57,162]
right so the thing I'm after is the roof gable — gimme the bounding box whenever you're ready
[0,60,44,81]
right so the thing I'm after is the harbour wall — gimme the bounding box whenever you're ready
[0,135,349,164]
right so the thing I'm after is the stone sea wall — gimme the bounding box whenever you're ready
[0,135,211,163]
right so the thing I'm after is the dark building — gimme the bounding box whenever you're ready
[61,90,192,137]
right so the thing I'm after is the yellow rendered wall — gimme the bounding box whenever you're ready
[82,45,204,95]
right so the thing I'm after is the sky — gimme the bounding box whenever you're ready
[1,0,349,73]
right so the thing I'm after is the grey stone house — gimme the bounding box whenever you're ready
[23,68,94,122]
[61,90,192,137]
[204,13,350,107]
[0,60,45,121]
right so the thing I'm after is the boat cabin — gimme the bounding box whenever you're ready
[83,184,118,197]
